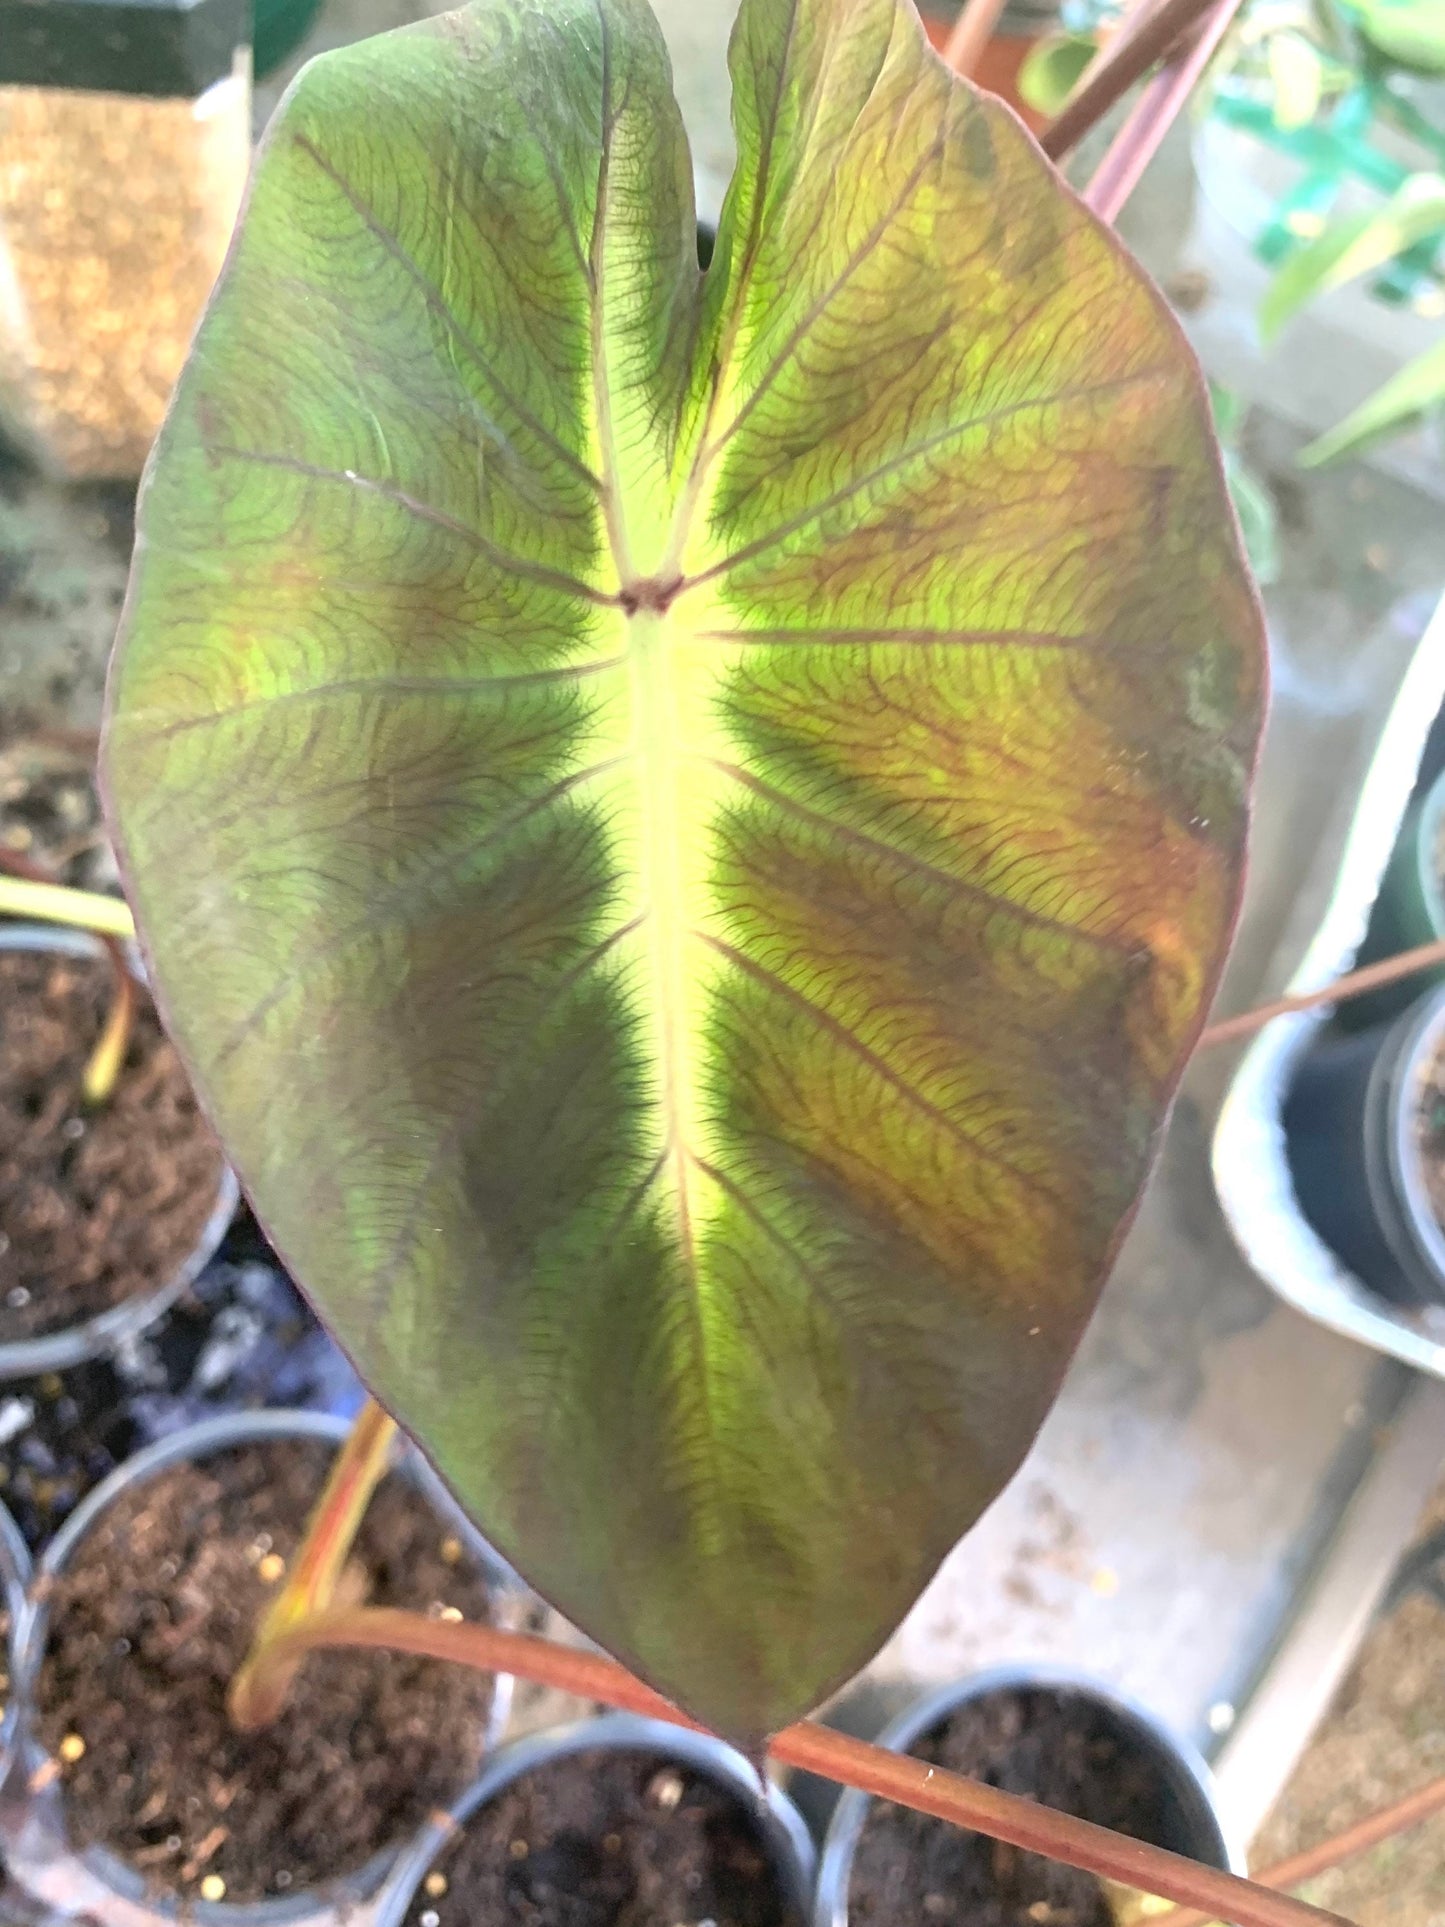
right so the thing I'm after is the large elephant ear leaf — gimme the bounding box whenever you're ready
[103,0,1264,1745]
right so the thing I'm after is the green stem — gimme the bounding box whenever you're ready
[80,953,138,1106]
[234,1608,1347,1927]
[0,853,139,1105]
[0,874,136,939]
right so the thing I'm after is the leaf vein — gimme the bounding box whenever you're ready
[705,759,1134,960]
[697,929,1063,1215]
[210,755,626,1064]
[128,662,628,743]
[681,367,1172,591]
[211,448,614,606]
[292,132,603,494]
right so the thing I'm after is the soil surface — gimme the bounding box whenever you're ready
[0,1243,362,1550]
[36,1437,500,1905]
[399,1747,800,1927]
[0,949,225,1340]
[1414,1035,1445,1233]
[847,1688,1180,1927]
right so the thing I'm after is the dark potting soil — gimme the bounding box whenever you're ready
[0,949,226,1340]
[0,1251,363,1550]
[400,1748,800,1927]
[1414,1038,1445,1233]
[36,1437,500,1906]
[847,1689,1176,1927]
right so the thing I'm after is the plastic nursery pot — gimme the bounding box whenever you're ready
[1360,765,1445,1019]
[1285,981,1445,1310]
[374,1712,817,1927]
[7,1408,517,1927]
[814,1665,1241,1927]
[0,1491,32,1784]
[252,0,325,78]
[0,923,240,1380]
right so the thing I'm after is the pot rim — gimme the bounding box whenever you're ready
[372,1710,817,1927]
[1373,981,1445,1299]
[812,1663,1244,1927]
[13,1407,517,1927]
[0,922,240,1378]
[0,1491,31,1775]
[1409,767,1445,940]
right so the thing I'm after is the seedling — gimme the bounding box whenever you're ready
[0,847,137,1106]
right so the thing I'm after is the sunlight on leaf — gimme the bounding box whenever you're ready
[103,0,1264,1743]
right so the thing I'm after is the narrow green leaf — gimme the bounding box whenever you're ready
[1348,0,1445,72]
[1261,174,1445,341]
[1017,32,1098,116]
[1299,333,1445,462]
[103,0,1264,1743]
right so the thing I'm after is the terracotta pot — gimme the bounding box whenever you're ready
[918,1,1058,133]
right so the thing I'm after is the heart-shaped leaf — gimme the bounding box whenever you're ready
[103,0,1264,1743]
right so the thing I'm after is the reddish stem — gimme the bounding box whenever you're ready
[942,0,1012,78]
[1083,0,1246,222]
[1153,1772,1445,1927]
[1040,0,1221,158]
[229,1398,397,1729]
[239,1607,1350,1927]
[1194,934,1445,1051]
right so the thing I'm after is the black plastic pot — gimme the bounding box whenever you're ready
[374,1713,816,1927]
[1284,982,1445,1308]
[813,1667,1239,1927]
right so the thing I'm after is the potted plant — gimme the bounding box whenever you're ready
[1190,0,1445,467]
[1285,978,1445,1307]
[0,912,238,1378]
[79,0,1343,1920]
[6,1409,515,1921]
[813,1667,1239,1926]
[374,1714,814,1927]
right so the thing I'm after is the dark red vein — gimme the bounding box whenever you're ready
[698,138,943,471]
[696,626,1103,650]
[132,662,628,743]
[705,758,1134,961]
[211,448,615,606]
[212,755,627,1064]
[695,930,1063,1213]
[292,133,603,495]
[679,367,1171,591]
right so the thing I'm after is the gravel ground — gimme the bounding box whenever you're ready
[1254,1489,1445,1927]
